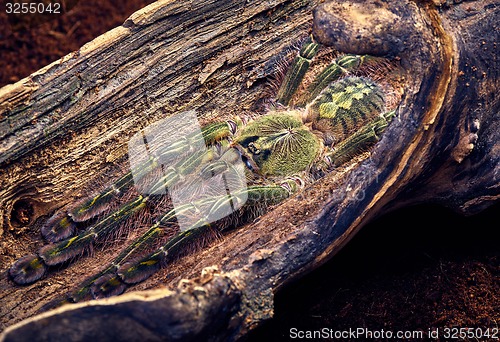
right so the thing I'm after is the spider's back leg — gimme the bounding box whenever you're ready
[297,54,368,107]
[275,36,320,106]
[325,110,396,167]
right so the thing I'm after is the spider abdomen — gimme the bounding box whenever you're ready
[309,76,385,145]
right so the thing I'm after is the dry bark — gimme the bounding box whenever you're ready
[0,0,498,340]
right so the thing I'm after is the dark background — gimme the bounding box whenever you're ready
[249,203,499,341]
[1,1,498,340]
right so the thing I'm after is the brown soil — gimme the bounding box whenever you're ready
[0,1,498,340]
[0,0,156,87]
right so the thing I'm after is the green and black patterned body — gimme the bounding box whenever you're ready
[308,76,386,145]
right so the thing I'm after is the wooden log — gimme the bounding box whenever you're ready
[1,0,498,340]
[0,0,319,331]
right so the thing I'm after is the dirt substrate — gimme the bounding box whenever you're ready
[0,0,156,86]
[1,1,498,340]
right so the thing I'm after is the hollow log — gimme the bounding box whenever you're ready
[0,0,498,340]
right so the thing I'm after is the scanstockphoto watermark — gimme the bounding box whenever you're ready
[289,327,499,340]
[289,327,425,340]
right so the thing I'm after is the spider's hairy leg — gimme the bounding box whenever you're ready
[9,196,145,285]
[91,224,207,300]
[77,204,186,301]
[7,254,46,285]
[85,180,299,299]
[275,36,320,106]
[8,147,217,285]
[40,212,78,244]
[325,110,396,167]
[9,196,148,285]
[53,204,193,304]
[41,159,156,243]
[58,211,190,304]
[68,165,150,223]
[118,181,297,285]
[65,158,247,300]
[40,120,235,243]
[200,119,241,145]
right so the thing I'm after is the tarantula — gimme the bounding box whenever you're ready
[8,37,400,306]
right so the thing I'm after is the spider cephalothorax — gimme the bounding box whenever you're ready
[8,36,401,307]
[233,113,321,176]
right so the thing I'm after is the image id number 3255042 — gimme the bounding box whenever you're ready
[441,327,499,340]
[5,2,61,14]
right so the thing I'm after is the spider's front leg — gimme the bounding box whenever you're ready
[9,117,238,285]
[41,119,236,243]
[9,150,206,285]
